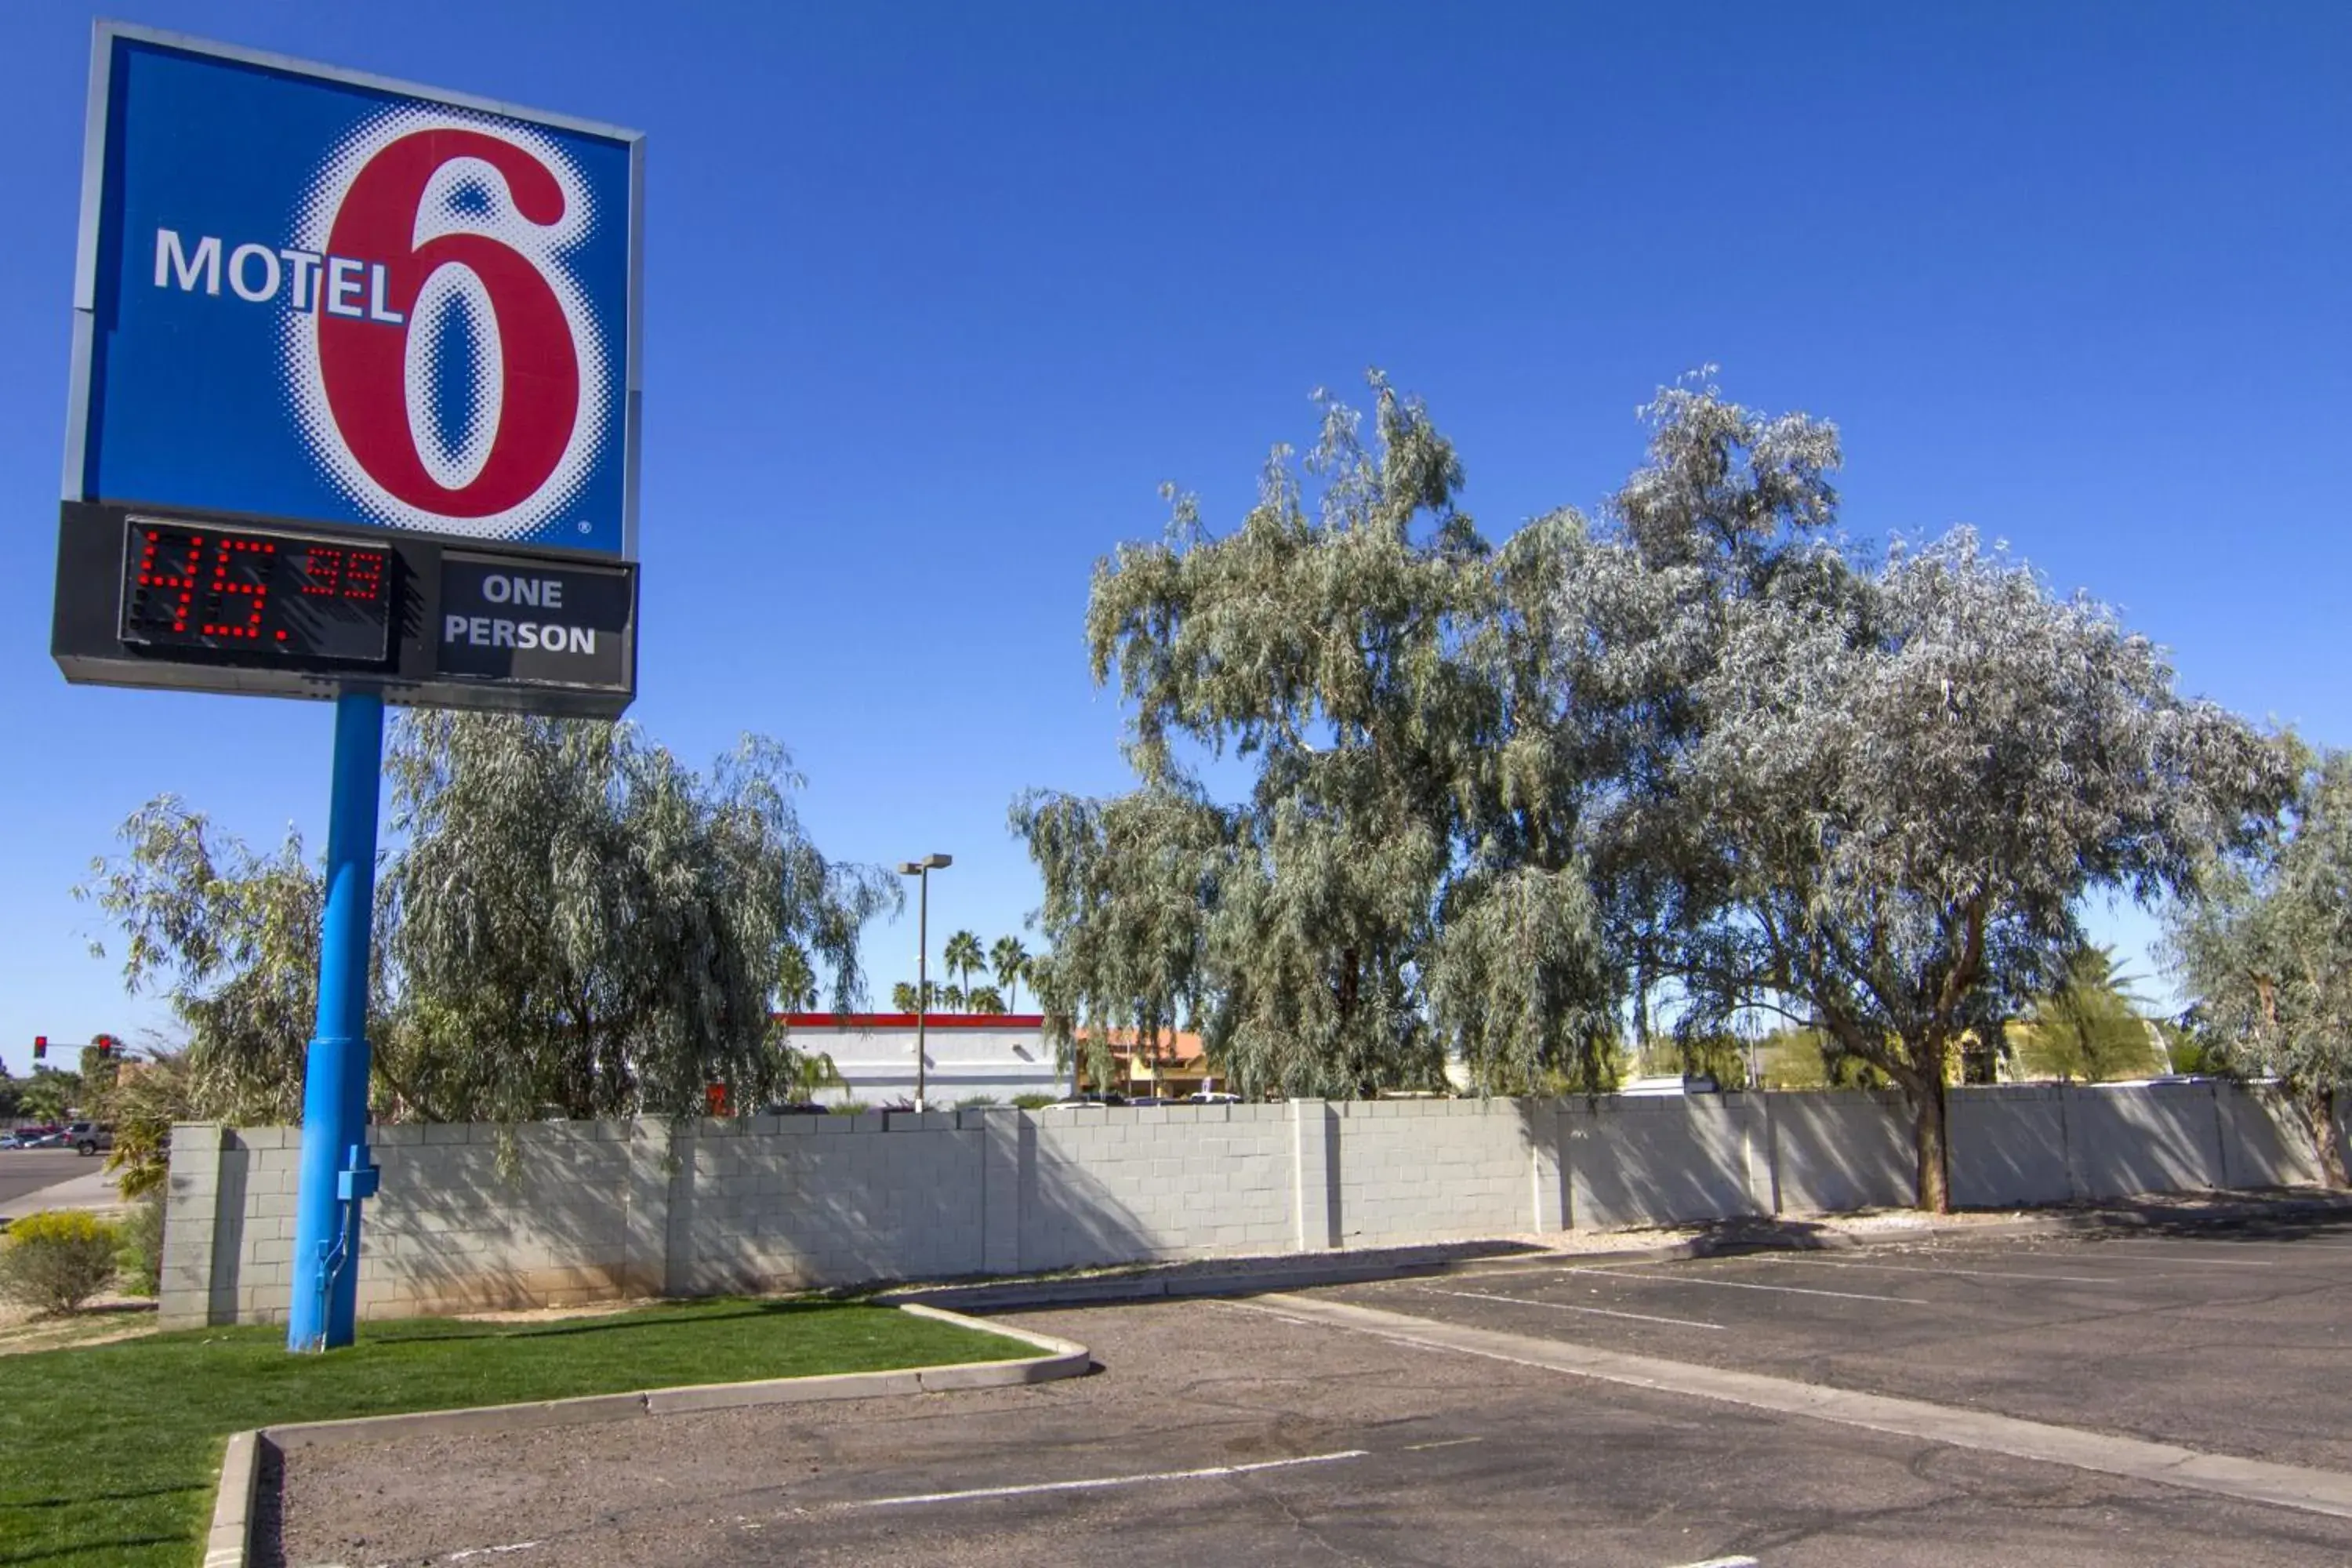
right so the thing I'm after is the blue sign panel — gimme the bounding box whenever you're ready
[68,26,641,557]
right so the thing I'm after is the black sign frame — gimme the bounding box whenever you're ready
[52,502,637,719]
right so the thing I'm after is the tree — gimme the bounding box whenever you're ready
[78,716,895,1126]
[943,930,986,1011]
[19,1068,78,1124]
[1015,786,1229,1095]
[990,935,1030,1012]
[76,800,329,1124]
[966,985,1007,1014]
[1026,377,1616,1099]
[1662,522,2288,1210]
[102,1048,194,1200]
[380,714,897,1123]
[2165,747,2352,1183]
[2014,946,2165,1083]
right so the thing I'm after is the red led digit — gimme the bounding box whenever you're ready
[141,532,203,633]
[205,536,269,641]
[303,547,343,597]
[343,550,386,601]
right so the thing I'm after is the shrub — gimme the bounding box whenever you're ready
[0,1210,122,1315]
[833,1100,872,1116]
[1011,1093,1059,1110]
[116,1194,165,1297]
[953,1094,1002,1110]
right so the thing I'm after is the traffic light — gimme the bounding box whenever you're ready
[92,1035,114,1059]
[31,1035,45,1061]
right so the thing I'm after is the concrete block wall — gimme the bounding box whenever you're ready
[1765,1091,1915,1214]
[1332,1098,1535,1247]
[1948,1085,2072,1207]
[1020,1102,1295,1271]
[1566,1094,1767,1229]
[162,1081,2339,1327]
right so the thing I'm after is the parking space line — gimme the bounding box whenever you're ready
[2057,1250,2278,1269]
[1664,1558,1760,1568]
[1414,1286,1726,1331]
[1546,1265,1922,1305]
[1244,1293,2352,1521]
[842,1449,1370,1508]
[1758,1257,2120,1286]
[2089,1237,2352,1256]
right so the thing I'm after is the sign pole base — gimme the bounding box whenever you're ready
[288,689,384,1352]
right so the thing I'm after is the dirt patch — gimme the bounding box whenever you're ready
[450,1297,666,1325]
[0,1296,159,1355]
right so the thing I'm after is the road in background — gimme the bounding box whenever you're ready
[0,1149,100,1213]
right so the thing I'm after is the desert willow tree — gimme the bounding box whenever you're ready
[1017,376,1623,1100]
[382,714,899,1123]
[80,714,896,1127]
[1663,524,2288,1211]
[2165,748,2352,1184]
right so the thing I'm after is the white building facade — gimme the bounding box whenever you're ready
[782,1013,1059,1108]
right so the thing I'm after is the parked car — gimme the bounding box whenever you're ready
[1040,1093,1130,1109]
[65,1122,114,1156]
[1185,1091,1243,1105]
[13,1130,68,1149]
[2,1126,62,1149]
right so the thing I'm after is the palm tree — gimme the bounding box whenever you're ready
[943,930,985,1012]
[991,935,1029,1012]
[967,985,1007,1014]
[2020,945,2163,1083]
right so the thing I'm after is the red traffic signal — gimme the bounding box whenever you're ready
[31,1035,45,1061]
[92,1035,116,1058]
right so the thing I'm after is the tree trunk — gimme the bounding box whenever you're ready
[2307,1085,2348,1188]
[1910,1070,1954,1214]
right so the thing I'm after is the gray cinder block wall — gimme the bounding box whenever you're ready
[160,1081,2341,1328]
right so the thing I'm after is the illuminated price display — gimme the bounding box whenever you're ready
[118,521,394,665]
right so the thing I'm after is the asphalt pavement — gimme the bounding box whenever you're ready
[270,1219,2352,1568]
[0,1148,105,1214]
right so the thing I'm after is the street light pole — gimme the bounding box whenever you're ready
[896,854,952,1112]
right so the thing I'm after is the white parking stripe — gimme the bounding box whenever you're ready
[2088,1237,2352,1256]
[2050,1250,2277,1269]
[1248,1293,2352,1521]
[1664,1557,1760,1568]
[1547,1265,1921,1305]
[1759,1257,2120,1286]
[1414,1286,1726,1331]
[844,1449,1370,1508]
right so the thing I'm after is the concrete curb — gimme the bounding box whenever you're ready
[202,1429,259,1568]
[884,1192,2352,1312]
[204,1302,1088,1566]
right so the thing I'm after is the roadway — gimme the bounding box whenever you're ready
[0,1148,102,1214]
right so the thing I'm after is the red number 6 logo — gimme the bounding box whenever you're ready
[290,114,608,539]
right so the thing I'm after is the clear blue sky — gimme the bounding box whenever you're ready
[3,2,2346,1073]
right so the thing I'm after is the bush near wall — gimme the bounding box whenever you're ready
[0,1210,121,1315]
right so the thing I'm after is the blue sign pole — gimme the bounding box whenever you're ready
[288,689,386,1352]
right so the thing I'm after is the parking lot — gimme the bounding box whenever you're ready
[274,1217,2352,1567]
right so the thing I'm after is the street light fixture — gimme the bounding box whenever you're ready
[895,854,952,1110]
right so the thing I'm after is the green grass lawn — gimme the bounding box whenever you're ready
[0,1298,1029,1566]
